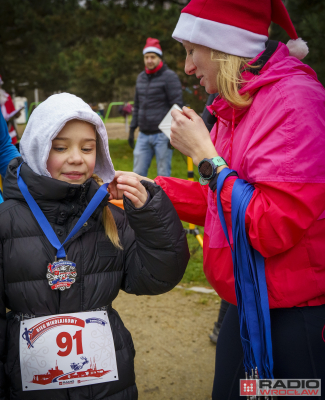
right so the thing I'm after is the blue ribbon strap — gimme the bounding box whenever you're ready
[217,168,273,379]
[17,163,109,259]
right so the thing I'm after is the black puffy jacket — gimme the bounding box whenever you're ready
[0,158,189,400]
[130,64,183,134]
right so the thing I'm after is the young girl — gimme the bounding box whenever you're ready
[0,93,189,400]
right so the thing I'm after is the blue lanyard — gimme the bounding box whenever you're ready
[217,168,274,379]
[17,163,109,259]
[0,189,3,204]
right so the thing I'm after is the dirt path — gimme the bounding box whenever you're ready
[104,123,139,140]
[113,288,220,400]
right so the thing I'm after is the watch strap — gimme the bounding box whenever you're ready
[211,156,227,168]
[209,170,238,192]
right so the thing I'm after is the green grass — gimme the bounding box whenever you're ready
[109,139,210,288]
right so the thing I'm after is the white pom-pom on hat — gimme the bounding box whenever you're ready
[287,38,309,60]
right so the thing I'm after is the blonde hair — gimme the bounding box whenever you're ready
[211,50,257,108]
[92,174,123,250]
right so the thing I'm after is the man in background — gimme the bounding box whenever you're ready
[129,37,183,177]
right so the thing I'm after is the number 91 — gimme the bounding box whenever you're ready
[56,330,83,357]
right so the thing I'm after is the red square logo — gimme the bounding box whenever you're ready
[240,380,256,396]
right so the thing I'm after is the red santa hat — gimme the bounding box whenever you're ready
[172,0,308,60]
[143,38,163,57]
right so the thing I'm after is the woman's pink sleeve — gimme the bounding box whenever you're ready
[219,180,325,258]
[244,182,325,257]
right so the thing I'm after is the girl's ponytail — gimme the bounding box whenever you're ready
[92,174,123,250]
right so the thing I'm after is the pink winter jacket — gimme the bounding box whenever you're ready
[156,42,325,308]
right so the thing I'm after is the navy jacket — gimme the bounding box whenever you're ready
[130,64,183,134]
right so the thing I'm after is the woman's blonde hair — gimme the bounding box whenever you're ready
[92,174,123,250]
[211,50,257,108]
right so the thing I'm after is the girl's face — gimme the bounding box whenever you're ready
[47,120,97,184]
[183,40,219,94]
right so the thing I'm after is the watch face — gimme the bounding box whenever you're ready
[199,161,213,179]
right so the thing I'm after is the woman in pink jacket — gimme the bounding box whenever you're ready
[111,0,325,397]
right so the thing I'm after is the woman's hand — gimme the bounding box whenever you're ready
[108,171,153,208]
[170,107,218,166]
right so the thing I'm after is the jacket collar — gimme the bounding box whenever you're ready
[3,157,104,205]
[208,41,318,123]
[144,63,167,78]
[145,60,164,74]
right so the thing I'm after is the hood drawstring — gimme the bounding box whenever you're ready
[211,112,219,146]
[212,109,235,167]
[228,108,236,168]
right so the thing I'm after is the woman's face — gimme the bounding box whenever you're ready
[183,40,219,94]
[47,120,97,184]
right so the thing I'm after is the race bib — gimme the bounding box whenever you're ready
[19,311,119,391]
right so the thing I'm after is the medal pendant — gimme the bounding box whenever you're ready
[46,258,77,291]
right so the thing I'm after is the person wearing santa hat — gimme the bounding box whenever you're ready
[112,0,325,397]
[0,75,19,146]
[129,37,183,177]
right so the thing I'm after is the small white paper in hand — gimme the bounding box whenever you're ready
[158,104,182,139]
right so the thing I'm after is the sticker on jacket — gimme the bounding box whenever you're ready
[19,311,119,391]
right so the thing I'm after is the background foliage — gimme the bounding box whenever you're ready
[2,0,323,111]
[270,0,325,84]
[0,0,207,111]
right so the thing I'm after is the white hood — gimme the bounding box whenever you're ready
[20,93,115,183]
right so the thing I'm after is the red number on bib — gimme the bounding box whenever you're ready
[56,331,84,356]
[73,330,83,355]
[57,332,73,357]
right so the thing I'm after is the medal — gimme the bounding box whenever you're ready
[47,257,77,291]
[17,162,109,292]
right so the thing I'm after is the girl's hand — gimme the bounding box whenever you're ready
[108,173,149,208]
[108,171,153,202]
[170,106,218,166]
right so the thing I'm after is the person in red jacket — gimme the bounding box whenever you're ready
[0,75,19,145]
[110,0,325,398]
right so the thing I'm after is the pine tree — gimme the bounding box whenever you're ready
[270,0,325,85]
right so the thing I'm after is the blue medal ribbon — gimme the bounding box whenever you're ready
[217,168,274,379]
[17,163,109,259]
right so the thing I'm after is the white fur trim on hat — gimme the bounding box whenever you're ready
[143,46,163,56]
[172,13,268,58]
[286,38,309,60]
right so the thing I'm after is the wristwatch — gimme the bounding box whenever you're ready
[198,156,228,185]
